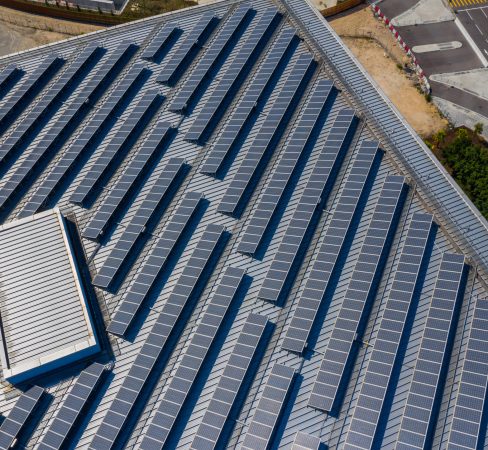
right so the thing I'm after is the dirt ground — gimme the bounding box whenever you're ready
[329,7,448,138]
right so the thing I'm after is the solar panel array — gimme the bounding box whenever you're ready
[156,11,217,85]
[281,140,380,355]
[38,363,108,450]
[447,297,488,450]
[93,157,186,290]
[0,386,44,450]
[343,212,434,450]
[241,363,296,449]
[185,6,281,143]
[309,175,406,413]
[292,432,322,450]
[141,22,180,61]
[396,252,467,450]
[0,64,20,99]
[90,224,225,449]
[199,27,297,176]
[20,63,146,218]
[190,312,268,450]
[169,4,252,113]
[237,79,333,256]
[141,266,245,449]
[258,109,357,304]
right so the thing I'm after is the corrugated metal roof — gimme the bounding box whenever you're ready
[0,0,485,448]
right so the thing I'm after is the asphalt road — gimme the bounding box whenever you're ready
[375,0,419,19]
[457,5,488,58]
[430,80,488,115]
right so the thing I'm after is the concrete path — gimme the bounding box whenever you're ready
[412,41,462,52]
[430,80,488,117]
[392,0,454,26]
[430,69,488,100]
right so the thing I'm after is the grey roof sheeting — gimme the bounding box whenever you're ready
[0,0,486,449]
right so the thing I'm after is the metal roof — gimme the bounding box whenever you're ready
[0,0,486,448]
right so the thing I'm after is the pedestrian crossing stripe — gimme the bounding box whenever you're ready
[450,0,488,8]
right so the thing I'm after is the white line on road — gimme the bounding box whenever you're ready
[454,17,488,67]
[476,24,485,35]
[483,8,488,18]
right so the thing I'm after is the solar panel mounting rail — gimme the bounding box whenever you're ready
[281,140,381,355]
[107,191,203,337]
[237,79,334,256]
[199,27,297,176]
[342,213,435,450]
[140,266,246,449]
[89,223,226,450]
[141,22,180,61]
[308,175,406,414]
[185,6,281,143]
[257,108,358,304]
[217,53,316,218]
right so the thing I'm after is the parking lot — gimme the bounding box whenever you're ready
[456,5,488,59]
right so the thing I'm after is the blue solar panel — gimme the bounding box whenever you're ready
[199,27,297,176]
[141,22,179,61]
[190,313,269,450]
[447,298,488,450]
[396,252,468,450]
[168,4,253,113]
[241,363,296,450]
[70,90,162,208]
[292,432,322,450]
[184,7,281,142]
[156,11,217,85]
[258,109,357,304]
[0,43,101,172]
[0,55,63,136]
[281,141,381,355]
[37,363,109,450]
[89,224,225,450]
[217,54,315,217]
[0,64,22,100]
[237,79,334,256]
[107,191,203,337]
[308,175,406,414]
[92,157,186,291]
[20,63,146,217]
[343,213,434,450]
[0,386,44,450]
[140,266,246,450]
[82,121,174,241]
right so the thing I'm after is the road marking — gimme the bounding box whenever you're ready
[476,24,485,34]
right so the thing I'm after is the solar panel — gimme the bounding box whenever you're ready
[0,55,63,136]
[199,27,297,176]
[107,191,203,337]
[0,64,21,100]
[82,121,174,241]
[20,63,146,217]
[156,11,217,85]
[168,4,253,113]
[0,41,137,217]
[141,22,179,61]
[396,252,468,450]
[241,363,296,450]
[308,175,406,414]
[89,224,225,450]
[141,266,246,450]
[281,141,381,355]
[237,79,334,256]
[37,363,109,450]
[70,90,162,208]
[342,213,435,450]
[0,386,44,450]
[190,313,269,450]
[184,7,281,143]
[447,298,488,450]
[292,431,322,450]
[92,157,186,291]
[0,43,101,171]
[258,109,358,304]
[217,54,315,217]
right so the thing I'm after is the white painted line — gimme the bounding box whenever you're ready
[467,10,474,20]
[476,24,484,35]
[455,17,488,67]
[483,8,488,18]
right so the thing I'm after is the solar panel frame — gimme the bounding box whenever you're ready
[308,175,407,414]
[292,431,322,450]
[107,191,203,337]
[237,79,334,256]
[140,266,246,450]
[257,108,358,304]
[141,22,180,61]
[89,224,225,450]
[0,64,22,101]
[342,213,435,450]
[217,54,316,217]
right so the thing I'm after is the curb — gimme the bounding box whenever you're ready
[370,3,431,92]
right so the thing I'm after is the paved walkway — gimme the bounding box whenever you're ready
[392,0,454,26]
